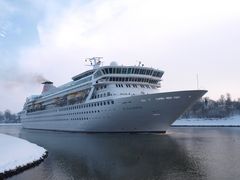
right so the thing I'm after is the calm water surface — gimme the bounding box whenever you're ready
[0,126,240,180]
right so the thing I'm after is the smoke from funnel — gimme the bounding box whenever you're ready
[1,72,49,89]
[30,74,48,84]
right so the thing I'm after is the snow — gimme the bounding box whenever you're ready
[0,123,21,126]
[0,133,46,174]
[172,115,240,126]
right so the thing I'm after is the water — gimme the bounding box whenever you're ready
[1,126,240,180]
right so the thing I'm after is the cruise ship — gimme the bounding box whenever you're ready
[20,57,207,133]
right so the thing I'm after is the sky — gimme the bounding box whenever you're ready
[0,0,240,112]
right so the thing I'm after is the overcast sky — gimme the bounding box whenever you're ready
[0,0,240,112]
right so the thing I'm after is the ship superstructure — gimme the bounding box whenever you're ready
[20,57,207,133]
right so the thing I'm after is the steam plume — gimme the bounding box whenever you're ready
[1,72,49,89]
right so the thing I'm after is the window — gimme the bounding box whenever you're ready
[127,68,132,74]
[135,69,139,74]
[94,70,102,79]
[117,68,121,74]
[102,69,106,74]
[150,70,153,75]
[146,70,150,75]
[122,68,127,74]
[105,68,109,74]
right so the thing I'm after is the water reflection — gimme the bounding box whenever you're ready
[7,128,204,180]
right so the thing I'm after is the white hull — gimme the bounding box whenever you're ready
[21,90,206,133]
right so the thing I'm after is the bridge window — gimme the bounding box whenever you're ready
[146,70,150,75]
[94,70,102,79]
[122,68,127,74]
[102,69,106,74]
[135,69,140,74]
[105,68,109,74]
[150,70,153,75]
[117,68,121,74]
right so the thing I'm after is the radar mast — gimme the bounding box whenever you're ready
[85,57,103,69]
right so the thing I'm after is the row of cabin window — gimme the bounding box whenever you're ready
[96,85,107,91]
[116,84,154,89]
[67,100,114,110]
[101,68,162,77]
[106,77,159,84]
[92,92,111,99]
[71,117,88,121]
[70,110,101,116]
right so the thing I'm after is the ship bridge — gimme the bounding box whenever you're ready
[92,66,164,87]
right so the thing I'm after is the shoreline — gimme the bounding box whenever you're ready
[171,125,240,127]
[0,123,21,126]
[172,116,240,127]
[0,152,48,179]
[0,134,48,179]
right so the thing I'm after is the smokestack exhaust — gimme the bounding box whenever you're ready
[41,81,56,94]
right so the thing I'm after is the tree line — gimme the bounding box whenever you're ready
[0,110,20,123]
[183,93,240,119]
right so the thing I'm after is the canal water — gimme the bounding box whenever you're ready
[1,125,240,180]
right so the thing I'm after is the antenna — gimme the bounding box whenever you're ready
[85,57,103,69]
[137,61,144,67]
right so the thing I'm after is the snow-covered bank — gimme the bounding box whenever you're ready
[172,115,240,127]
[0,123,21,126]
[0,134,47,178]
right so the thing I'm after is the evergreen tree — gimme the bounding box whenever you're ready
[0,111,4,123]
